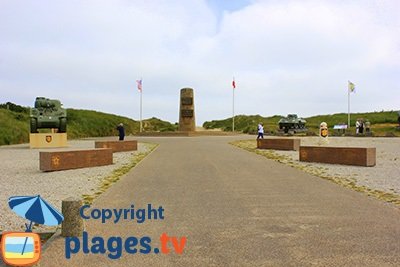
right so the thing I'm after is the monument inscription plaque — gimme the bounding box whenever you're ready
[181,97,193,105]
[181,109,193,117]
[179,88,196,132]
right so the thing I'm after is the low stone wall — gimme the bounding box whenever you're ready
[299,146,376,166]
[95,140,137,152]
[257,138,300,151]
[40,148,113,171]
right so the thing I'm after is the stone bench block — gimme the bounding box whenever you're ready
[95,140,137,152]
[40,148,113,171]
[299,146,376,166]
[257,138,300,151]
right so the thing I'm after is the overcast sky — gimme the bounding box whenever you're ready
[1,0,399,124]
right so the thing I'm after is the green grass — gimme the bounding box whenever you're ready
[0,103,177,146]
[0,109,30,145]
[203,114,282,134]
[203,111,400,136]
[305,111,397,126]
[2,101,399,146]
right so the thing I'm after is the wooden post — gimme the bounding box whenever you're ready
[61,197,84,237]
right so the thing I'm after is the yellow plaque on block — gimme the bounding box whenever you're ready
[29,133,68,148]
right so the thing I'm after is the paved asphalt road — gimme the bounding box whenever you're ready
[38,136,400,267]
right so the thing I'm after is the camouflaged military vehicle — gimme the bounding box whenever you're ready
[30,97,67,133]
[278,114,306,133]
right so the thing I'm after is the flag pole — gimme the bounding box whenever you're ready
[140,90,142,132]
[140,77,143,133]
[232,77,235,132]
[347,81,350,129]
[347,81,356,130]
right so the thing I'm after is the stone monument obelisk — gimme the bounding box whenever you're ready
[179,88,196,132]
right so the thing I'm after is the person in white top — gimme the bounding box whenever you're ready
[257,123,264,139]
[355,120,360,135]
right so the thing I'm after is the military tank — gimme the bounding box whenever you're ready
[278,114,306,133]
[30,97,67,133]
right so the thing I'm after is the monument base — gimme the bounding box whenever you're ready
[30,133,68,149]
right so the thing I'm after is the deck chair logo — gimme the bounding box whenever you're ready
[1,195,64,267]
[45,135,52,143]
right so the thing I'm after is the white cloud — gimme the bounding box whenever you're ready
[0,0,399,125]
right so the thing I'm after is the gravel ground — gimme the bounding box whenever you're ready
[1,136,398,233]
[257,136,400,195]
[0,140,152,233]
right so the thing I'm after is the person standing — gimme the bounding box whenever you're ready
[355,120,360,135]
[257,123,264,139]
[117,123,125,141]
[359,119,364,134]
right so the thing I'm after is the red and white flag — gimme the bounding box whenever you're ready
[232,78,236,89]
[136,79,142,92]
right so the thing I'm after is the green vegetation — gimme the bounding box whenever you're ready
[66,109,139,139]
[305,111,398,127]
[0,102,28,113]
[1,100,398,146]
[0,109,30,145]
[203,115,282,134]
[204,111,400,136]
[142,117,178,132]
[0,102,177,146]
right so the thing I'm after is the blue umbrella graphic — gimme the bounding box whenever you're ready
[8,195,64,255]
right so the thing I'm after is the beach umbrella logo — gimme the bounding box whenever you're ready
[0,195,64,266]
[8,195,64,232]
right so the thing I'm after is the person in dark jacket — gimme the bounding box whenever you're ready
[117,123,125,141]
